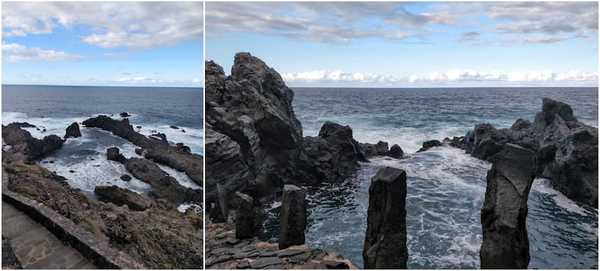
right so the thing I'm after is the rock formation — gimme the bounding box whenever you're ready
[64,122,82,138]
[279,185,306,250]
[106,147,127,163]
[94,185,153,211]
[363,167,408,269]
[418,140,443,152]
[480,144,536,269]
[463,98,598,207]
[2,123,63,162]
[82,115,203,186]
[235,192,256,239]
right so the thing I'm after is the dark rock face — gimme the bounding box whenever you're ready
[94,185,153,211]
[388,144,404,159]
[279,185,306,250]
[418,139,443,152]
[363,167,408,269]
[235,192,255,239]
[125,158,202,205]
[120,112,131,118]
[2,236,21,269]
[64,122,82,139]
[360,141,389,157]
[107,147,127,164]
[82,115,203,186]
[480,144,536,269]
[463,98,598,207]
[2,123,64,161]
[205,54,366,207]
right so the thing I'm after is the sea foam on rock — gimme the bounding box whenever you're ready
[463,98,598,208]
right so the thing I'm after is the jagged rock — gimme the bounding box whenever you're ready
[150,133,167,142]
[480,144,536,268]
[107,147,127,164]
[235,192,255,239]
[134,148,144,156]
[11,122,36,128]
[64,122,82,138]
[2,123,64,161]
[120,174,132,182]
[279,185,306,249]
[83,115,203,186]
[120,112,131,118]
[94,185,153,211]
[463,98,598,207]
[359,141,389,157]
[388,144,404,159]
[125,158,202,205]
[417,139,443,152]
[363,167,407,269]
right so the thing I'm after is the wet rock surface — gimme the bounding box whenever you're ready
[363,167,408,269]
[480,144,536,269]
[206,223,356,269]
[462,98,598,207]
[82,115,203,186]
[64,122,82,139]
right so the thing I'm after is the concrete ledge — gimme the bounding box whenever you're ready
[2,190,145,269]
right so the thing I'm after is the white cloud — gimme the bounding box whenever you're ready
[283,69,598,85]
[2,2,203,49]
[2,42,82,62]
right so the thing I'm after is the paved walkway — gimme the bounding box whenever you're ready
[2,202,97,269]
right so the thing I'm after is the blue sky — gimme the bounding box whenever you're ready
[206,2,598,87]
[3,2,203,87]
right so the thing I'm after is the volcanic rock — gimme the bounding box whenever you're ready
[363,167,408,269]
[107,147,127,164]
[94,185,153,211]
[279,185,306,250]
[64,122,82,138]
[417,139,443,152]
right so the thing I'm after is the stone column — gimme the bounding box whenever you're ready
[363,167,408,269]
[480,143,536,269]
[235,192,256,239]
[279,185,306,249]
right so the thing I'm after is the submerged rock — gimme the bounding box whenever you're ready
[363,167,408,269]
[120,174,132,182]
[94,185,153,211]
[64,122,82,139]
[480,144,536,268]
[279,185,306,250]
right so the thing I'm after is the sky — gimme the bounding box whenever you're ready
[2,2,203,87]
[206,2,599,87]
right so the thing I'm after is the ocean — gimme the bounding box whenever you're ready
[263,87,598,268]
[2,85,203,197]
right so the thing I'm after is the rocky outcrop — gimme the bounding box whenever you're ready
[94,185,153,211]
[417,139,443,152]
[82,115,203,186]
[2,123,64,162]
[363,167,408,269]
[480,144,536,269]
[205,53,366,207]
[235,192,256,239]
[463,98,598,207]
[279,185,306,250]
[125,158,202,205]
[106,147,127,164]
[388,144,404,159]
[359,141,389,157]
[2,154,203,268]
[206,222,356,269]
[64,122,82,139]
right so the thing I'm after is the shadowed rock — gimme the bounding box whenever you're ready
[235,192,255,239]
[360,141,389,157]
[279,185,306,249]
[2,123,64,162]
[107,147,127,164]
[64,122,82,139]
[388,144,404,159]
[417,139,443,152]
[94,185,153,211]
[363,167,408,269]
[480,144,536,269]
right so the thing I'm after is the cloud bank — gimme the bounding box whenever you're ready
[3,2,203,49]
[2,43,82,62]
[282,69,598,85]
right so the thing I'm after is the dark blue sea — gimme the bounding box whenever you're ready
[2,85,203,203]
[264,87,598,269]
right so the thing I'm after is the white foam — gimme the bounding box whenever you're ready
[177,203,202,213]
[531,178,591,216]
[136,124,204,155]
[157,164,201,190]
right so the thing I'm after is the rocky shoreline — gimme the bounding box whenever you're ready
[206,52,597,269]
[2,115,204,268]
